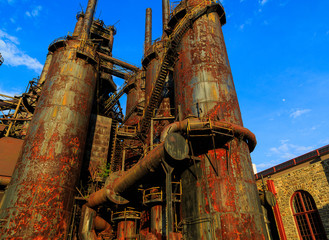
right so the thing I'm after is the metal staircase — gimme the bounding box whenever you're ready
[138,2,216,136]
[109,122,121,172]
[103,80,136,116]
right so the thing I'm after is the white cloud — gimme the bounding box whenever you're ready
[0,86,23,97]
[259,0,269,5]
[289,109,311,118]
[239,19,252,31]
[255,162,277,170]
[0,29,19,44]
[26,6,42,18]
[0,29,42,73]
[268,140,314,160]
[10,18,15,23]
[16,27,22,32]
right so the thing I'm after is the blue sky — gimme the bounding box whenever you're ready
[0,0,328,172]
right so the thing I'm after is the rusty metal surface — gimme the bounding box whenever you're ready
[87,133,189,207]
[150,205,163,239]
[0,0,269,238]
[38,53,53,86]
[117,220,137,240]
[145,8,152,53]
[81,0,98,39]
[0,137,23,177]
[0,39,97,238]
[0,176,11,186]
[162,0,170,32]
[173,2,267,239]
[73,12,85,37]
[145,44,161,105]
[98,52,139,72]
[125,73,145,126]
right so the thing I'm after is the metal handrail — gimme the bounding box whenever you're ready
[111,208,141,221]
[143,187,163,203]
[118,125,137,134]
[48,36,67,49]
[152,107,175,117]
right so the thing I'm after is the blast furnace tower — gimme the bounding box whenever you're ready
[0,0,268,239]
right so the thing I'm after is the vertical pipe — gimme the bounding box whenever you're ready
[80,0,98,39]
[108,26,115,53]
[73,12,85,37]
[0,39,97,239]
[165,167,174,238]
[162,0,170,32]
[150,119,154,150]
[145,8,152,53]
[38,53,53,86]
[151,205,163,239]
[267,180,287,240]
[117,221,137,240]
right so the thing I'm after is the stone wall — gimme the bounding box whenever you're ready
[257,153,329,239]
[84,114,112,180]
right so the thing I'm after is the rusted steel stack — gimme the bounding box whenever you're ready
[0,0,98,238]
[172,1,267,238]
[0,0,269,239]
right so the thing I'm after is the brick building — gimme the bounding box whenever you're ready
[255,144,329,240]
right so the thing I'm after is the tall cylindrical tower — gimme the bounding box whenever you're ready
[173,1,267,239]
[0,0,99,238]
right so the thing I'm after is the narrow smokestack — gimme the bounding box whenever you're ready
[73,12,85,37]
[80,0,98,39]
[144,8,152,53]
[162,0,170,32]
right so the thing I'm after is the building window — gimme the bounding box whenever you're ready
[291,190,327,240]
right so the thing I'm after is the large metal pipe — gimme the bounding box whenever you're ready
[0,176,10,186]
[87,133,189,208]
[98,52,139,72]
[160,118,257,152]
[80,0,98,39]
[162,0,170,32]
[145,8,152,53]
[0,39,98,239]
[173,1,267,239]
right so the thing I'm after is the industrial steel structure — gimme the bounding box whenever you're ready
[0,0,269,239]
